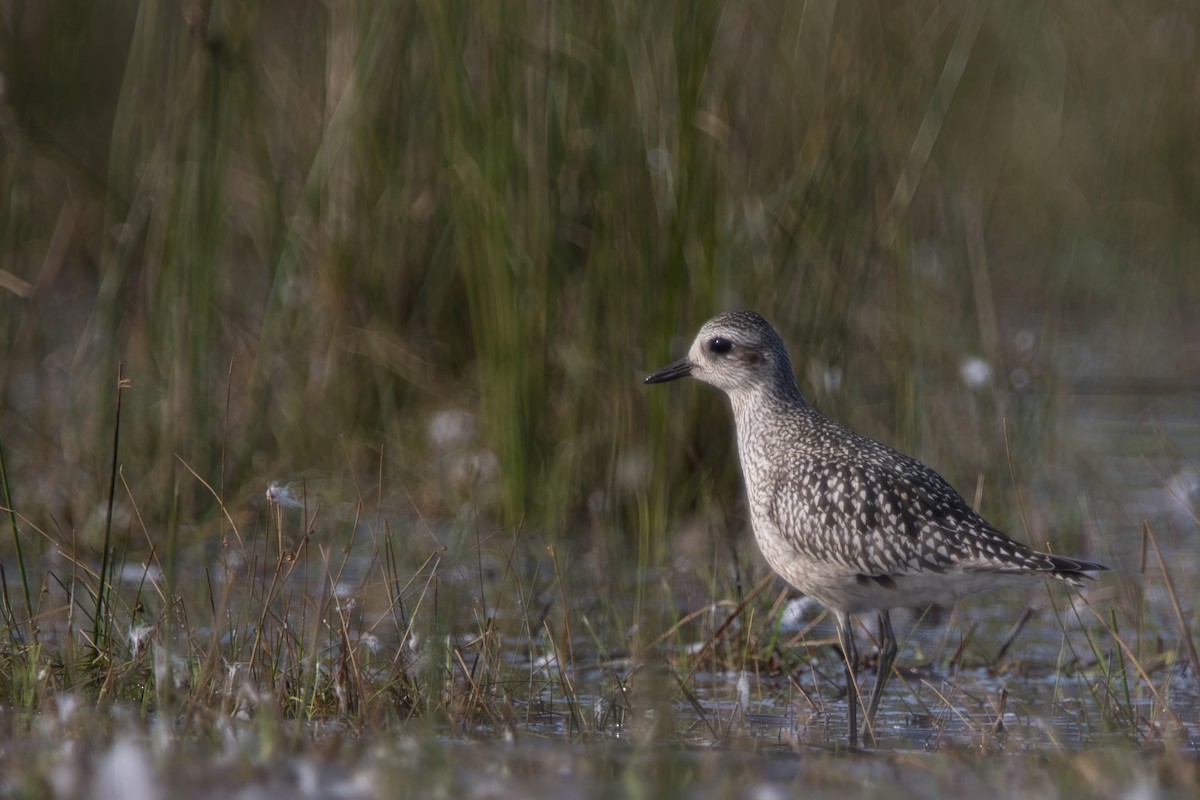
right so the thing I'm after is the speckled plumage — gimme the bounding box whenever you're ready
[646,309,1106,747]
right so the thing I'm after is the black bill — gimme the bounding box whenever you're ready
[644,358,694,384]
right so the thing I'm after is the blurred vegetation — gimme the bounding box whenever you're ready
[3,1,1200,780]
[2,0,1198,558]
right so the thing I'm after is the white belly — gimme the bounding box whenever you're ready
[750,516,1037,614]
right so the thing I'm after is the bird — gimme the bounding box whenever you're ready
[645,310,1106,748]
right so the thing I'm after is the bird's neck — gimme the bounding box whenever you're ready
[729,383,815,469]
[729,380,809,423]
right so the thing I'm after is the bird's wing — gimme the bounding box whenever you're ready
[768,450,1045,579]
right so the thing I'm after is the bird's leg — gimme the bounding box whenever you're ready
[834,612,860,749]
[863,609,898,745]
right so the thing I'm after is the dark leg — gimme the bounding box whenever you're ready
[864,609,898,744]
[834,612,860,749]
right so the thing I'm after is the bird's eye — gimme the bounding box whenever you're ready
[708,337,733,354]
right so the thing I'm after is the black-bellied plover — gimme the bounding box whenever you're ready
[646,310,1106,747]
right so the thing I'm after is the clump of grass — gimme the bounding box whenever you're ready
[0,432,1197,796]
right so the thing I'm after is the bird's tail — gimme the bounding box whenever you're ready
[1045,553,1108,585]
